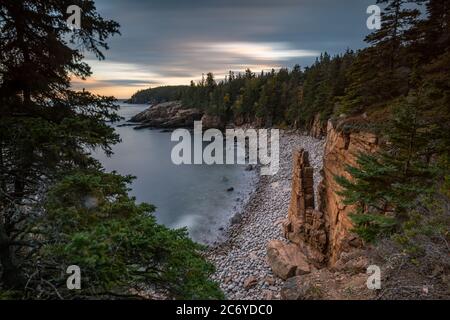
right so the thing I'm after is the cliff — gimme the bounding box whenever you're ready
[318,120,378,265]
[279,120,378,269]
[264,121,379,299]
[283,149,327,266]
[309,114,327,139]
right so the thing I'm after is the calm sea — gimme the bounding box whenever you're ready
[93,103,257,244]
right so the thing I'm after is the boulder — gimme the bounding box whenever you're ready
[267,240,311,280]
[230,213,242,225]
[280,276,319,300]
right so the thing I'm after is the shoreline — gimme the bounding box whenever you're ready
[206,131,325,300]
[113,104,261,246]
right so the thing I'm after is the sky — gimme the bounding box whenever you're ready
[72,0,375,99]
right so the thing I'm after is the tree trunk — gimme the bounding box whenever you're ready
[0,223,25,289]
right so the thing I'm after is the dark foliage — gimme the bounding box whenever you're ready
[336,0,450,245]
[0,0,222,299]
[127,85,189,104]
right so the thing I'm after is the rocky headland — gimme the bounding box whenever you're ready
[130,101,204,129]
[129,101,261,130]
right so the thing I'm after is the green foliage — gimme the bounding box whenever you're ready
[349,212,397,242]
[365,0,421,69]
[176,52,355,129]
[35,171,223,300]
[0,0,122,290]
[392,192,450,257]
[126,50,355,130]
[127,86,189,104]
[2,0,449,299]
[337,91,447,242]
[335,0,450,250]
[0,0,223,300]
[339,0,450,116]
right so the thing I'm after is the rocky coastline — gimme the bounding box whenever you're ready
[128,101,256,130]
[207,131,325,300]
[130,101,204,129]
[127,103,376,300]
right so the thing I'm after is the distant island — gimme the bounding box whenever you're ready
[126,85,189,104]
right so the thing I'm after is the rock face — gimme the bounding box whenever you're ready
[283,149,327,266]
[263,120,380,299]
[318,120,378,265]
[283,120,378,268]
[309,113,326,138]
[267,240,310,280]
[130,101,203,129]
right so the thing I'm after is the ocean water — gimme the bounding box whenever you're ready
[93,103,257,244]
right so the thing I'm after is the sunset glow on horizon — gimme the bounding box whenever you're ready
[80,0,373,99]
[72,42,311,98]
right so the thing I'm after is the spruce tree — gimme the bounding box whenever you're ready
[365,0,421,70]
[339,0,421,114]
[0,0,121,289]
[336,91,440,242]
[0,0,223,299]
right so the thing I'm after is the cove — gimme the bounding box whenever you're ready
[93,103,257,244]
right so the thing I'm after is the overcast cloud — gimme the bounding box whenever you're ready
[74,0,375,98]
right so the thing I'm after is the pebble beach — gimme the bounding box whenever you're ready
[207,131,325,300]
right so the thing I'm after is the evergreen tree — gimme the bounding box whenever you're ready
[366,0,421,70]
[339,0,421,114]
[0,0,223,299]
[0,0,120,289]
[128,86,188,104]
[411,0,450,62]
[336,92,440,242]
[34,170,223,299]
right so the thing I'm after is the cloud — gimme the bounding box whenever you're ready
[72,79,158,89]
[201,42,320,61]
[85,0,375,98]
